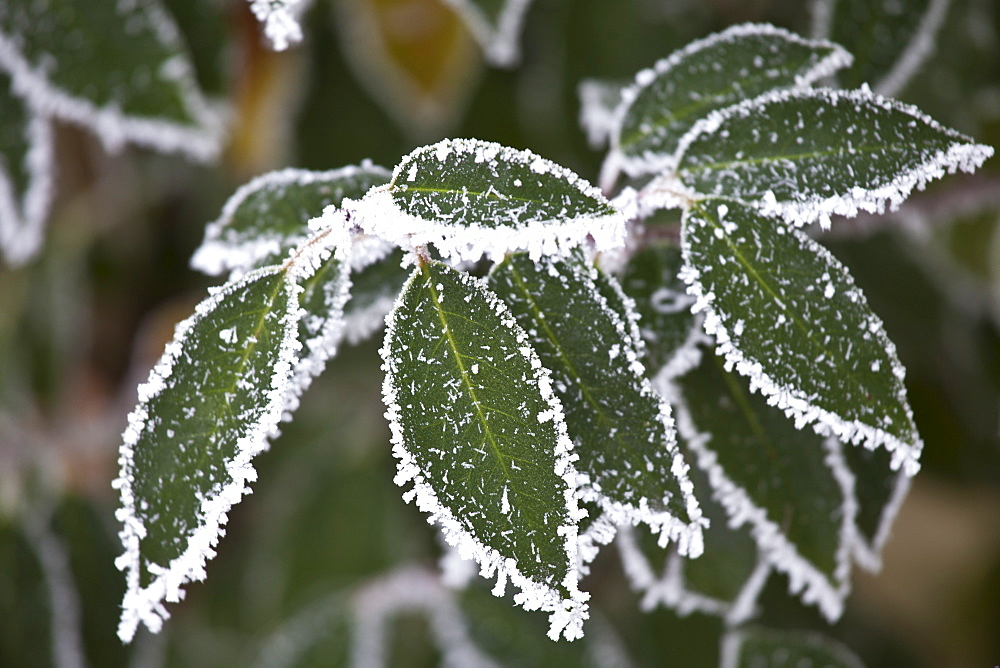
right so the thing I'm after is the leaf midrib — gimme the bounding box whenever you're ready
[196,272,287,469]
[505,259,651,483]
[424,265,512,480]
[394,185,612,218]
[692,201,876,425]
[679,138,939,180]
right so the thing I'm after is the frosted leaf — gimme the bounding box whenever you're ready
[113,264,308,642]
[441,0,534,66]
[381,260,588,641]
[0,0,224,161]
[347,138,626,263]
[489,253,705,557]
[812,0,951,97]
[577,79,626,149]
[675,87,994,229]
[839,441,912,571]
[616,462,767,626]
[617,242,706,379]
[682,199,923,474]
[281,225,354,417]
[249,0,308,52]
[606,23,852,179]
[662,352,856,622]
[720,626,865,668]
[0,74,53,266]
[191,164,390,279]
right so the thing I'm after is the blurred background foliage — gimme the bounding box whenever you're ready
[1,0,999,665]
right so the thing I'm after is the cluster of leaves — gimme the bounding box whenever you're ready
[110,16,992,658]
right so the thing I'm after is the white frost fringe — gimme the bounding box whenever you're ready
[191,163,390,279]
[615,523,773,626]
[380,268,591,641]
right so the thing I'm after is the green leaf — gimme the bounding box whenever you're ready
[815,0,949,97]
[721,626,865,668]
[616,462,763,623]
[114,265,304,642]
[381,260,588,641]
[618,242,703,378]
[668,352,852,621]
[840,442,910,570]
[489,253,703,556]
[351,138,625,263]
[610,23,851,177]
[681,198,922,474]
[675,87,993,228]
[0,0,222,160]
[0,73,53,265]
[284,234,353,414]
[446,0,534,65]
[191,164,391,278]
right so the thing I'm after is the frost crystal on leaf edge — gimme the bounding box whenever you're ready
[660,374,857,622]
